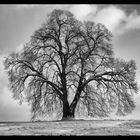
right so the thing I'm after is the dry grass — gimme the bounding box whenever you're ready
[0,120,140,135]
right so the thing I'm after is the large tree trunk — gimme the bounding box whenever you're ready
[62,100,75,120]
[62,90,81,121]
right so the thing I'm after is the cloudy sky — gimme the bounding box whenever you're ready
[0,4,140,121]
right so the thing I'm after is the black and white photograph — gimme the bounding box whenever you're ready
[0,4,140,135]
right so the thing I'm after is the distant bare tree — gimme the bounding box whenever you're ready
[4,9,138,121]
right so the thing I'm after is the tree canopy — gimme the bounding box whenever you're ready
[4,9,138,121]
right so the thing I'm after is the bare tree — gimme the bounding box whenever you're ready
[4,9,138,121]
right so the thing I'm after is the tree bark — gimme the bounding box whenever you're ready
[62,90,81,120]
[62,100,75,120]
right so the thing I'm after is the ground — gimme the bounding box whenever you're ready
[0,120,140,135]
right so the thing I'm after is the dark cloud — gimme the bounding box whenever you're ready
[119,4,140,15]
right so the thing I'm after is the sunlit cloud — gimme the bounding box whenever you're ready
[69,4,98,21]
[69,5,126,33]
[125,10,140,30]
[69,5,140,36]
[93,6,126,34]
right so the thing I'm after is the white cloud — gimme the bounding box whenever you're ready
[93,6,126,33]
[125,10,140,30]
[69,5,126,34]
[69,4,98,21]
[92,6,140,35]
[69,5,140,36]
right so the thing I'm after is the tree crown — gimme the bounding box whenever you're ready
[4,9,138,120]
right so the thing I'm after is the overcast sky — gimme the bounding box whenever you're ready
[0,4,140,121]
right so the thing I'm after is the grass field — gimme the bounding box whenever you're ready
[0,120,140,135]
